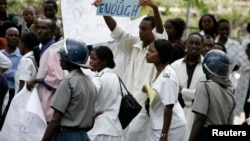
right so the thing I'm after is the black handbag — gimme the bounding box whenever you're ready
[117,76,142,129]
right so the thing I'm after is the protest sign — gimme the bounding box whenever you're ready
[0,85,47,141]
[96,0,141,18]
[61,0,144,45]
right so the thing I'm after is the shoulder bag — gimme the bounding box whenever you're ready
[117,76,142,129]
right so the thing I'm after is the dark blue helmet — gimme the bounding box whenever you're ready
[202,49,230,77]
[59,38,90,68]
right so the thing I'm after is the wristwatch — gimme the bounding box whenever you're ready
[161,133,167,139]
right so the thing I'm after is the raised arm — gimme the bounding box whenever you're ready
[103,16,117,32]
[140,0,164,34]
[92,0,117,31]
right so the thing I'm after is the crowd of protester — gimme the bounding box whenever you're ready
[0,0,250,140]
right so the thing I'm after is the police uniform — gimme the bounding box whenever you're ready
[51,69,96,141]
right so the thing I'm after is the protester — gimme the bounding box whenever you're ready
[2,27,21,95]
[1,27,21,119]
[234,42,250,120]
[144,39,188,141]
[189,50,235,141]
[0,0,21,37]
[0,51,11,121]
[201,35,214,56]
[92,0,168,140]
[41,38,96,141]
[198,13,217,38]
[215,19,240,72]
[171,32,205,135]
[43,0,62,41]
[88,46,124,141]
[164,17,186,50]
[14,32,39,94]
[21,6,37,35]
[27,18,64,123]
[230,22,250,121]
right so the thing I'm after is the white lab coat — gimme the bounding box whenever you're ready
[110,24,168,141]
[14,51,37,94]
[171,56,205,135]
[88,68,124,141]
[147,65,188,141]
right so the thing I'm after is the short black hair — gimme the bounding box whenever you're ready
[188,32,204,43]
[142,16,155,29]
[202,35,214,43]
[198,14,217,31]
[217,19,230,27]
[44,0,58,12]
[171,44,185,63]
[92,46,115,69]
[37,18,57,34]
[153,39,173,64]
[214,42,226,53]
[20,32,40,66]
[165,18,186,39]
[20,32,39,50]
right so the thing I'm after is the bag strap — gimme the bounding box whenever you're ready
[117,75,130,97]
[204,81,210,107]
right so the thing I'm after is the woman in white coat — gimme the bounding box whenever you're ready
[144,39,188,141]
[15,32,40,94]
[88,46,124,141]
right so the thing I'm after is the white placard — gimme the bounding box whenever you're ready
[61,0,141,45]
[0,85,47,141]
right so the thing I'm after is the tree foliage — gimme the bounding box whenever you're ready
[7,0,58,18]
[155,0,250,40]
[7,0,250,40]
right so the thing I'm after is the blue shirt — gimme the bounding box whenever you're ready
[1,48,22,89]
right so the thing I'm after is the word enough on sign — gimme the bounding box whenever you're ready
[96,0,141,18]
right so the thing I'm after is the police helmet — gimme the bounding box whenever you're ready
[59,38,90,68]
[202,49,230,77]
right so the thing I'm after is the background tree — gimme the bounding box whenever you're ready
[7,0,250,42]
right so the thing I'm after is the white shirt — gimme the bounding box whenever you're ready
[171,56,205,133]
[0,51,12,69]
[88,68,123,136]
[110,25,168,110]
[171,56,205,107]
[150,65,187,129]
[215,36,241,72]
[233,39,250,116]
[14,51,37,94]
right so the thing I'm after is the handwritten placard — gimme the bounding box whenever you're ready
[0,85,47,141]
[61,0,136,45]
[96,0,141,18]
